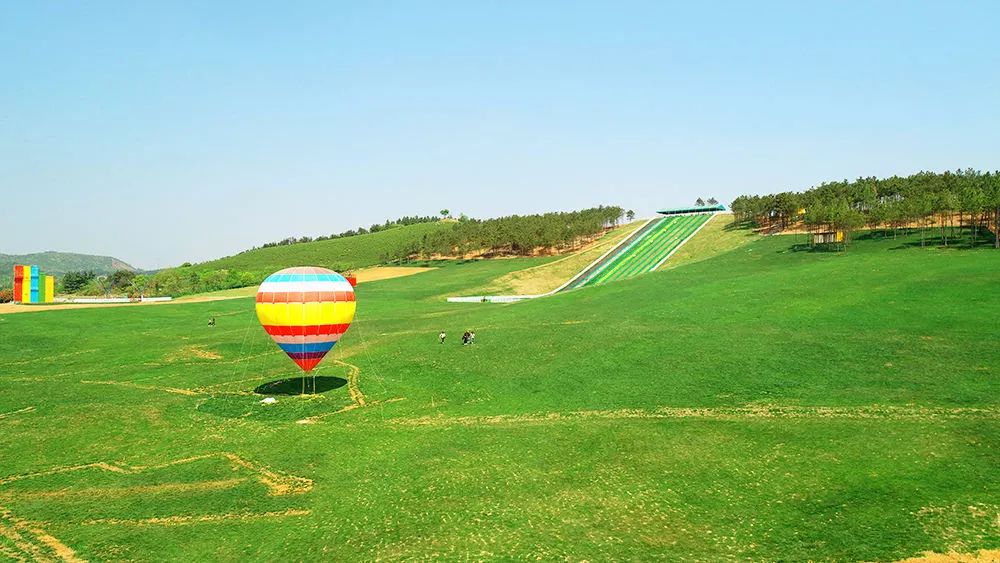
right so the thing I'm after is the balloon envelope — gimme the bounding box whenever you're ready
[255,267,356,372]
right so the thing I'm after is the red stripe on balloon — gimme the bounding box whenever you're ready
[293,357,323,372]
[256,291,355,304]
[262,324,352,336]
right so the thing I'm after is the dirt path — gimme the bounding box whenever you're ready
[0,452,312,497]
[334,359,366,407]
[0,506,85,562]
[390,405,1000,428]
[82,509,311,527]
[0,407,35,421]
[896,549,1000,562]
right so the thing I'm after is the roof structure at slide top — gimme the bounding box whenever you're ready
[657,204,726,215]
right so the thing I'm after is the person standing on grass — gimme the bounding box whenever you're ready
[470,331,476,345]
[462,331,470,345]
[439,331,446,344]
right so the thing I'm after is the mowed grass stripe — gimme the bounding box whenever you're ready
[574,218,665,288]
[609,214,704,281]
[584,218,678,286]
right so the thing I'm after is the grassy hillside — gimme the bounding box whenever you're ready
[186,222,450,277]
[0,232,997,560]
[0,251,135,283]
[476,221,643,295]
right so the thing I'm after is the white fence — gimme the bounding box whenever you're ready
[446,295,539,304]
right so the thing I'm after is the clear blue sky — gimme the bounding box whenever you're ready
[3,1,998,268]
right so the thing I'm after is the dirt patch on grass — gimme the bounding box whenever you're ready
[83,508,311,527]
[0,452,312,497]
[0,478,248,501]
[164,345,221,362]
[913,503,999,556]
[0,506,84,563]
[391,405,1000,428]
[896,549,1000,562]
[354,266,435,283]
[0,407,35,421]
[332,359,366,407]
[79,380,201,397]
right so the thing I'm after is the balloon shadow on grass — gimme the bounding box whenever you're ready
[254,376,347,396]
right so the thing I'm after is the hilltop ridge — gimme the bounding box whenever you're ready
[0,251,136,280]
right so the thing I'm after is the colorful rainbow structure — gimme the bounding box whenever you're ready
[12,265,55,304]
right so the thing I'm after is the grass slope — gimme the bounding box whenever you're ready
[658,212,760,270]
[0,233,997,560]
[186,222,451,276]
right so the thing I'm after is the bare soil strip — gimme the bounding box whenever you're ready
[895,549,1000,562]
[296,397,406,425]
[0,479,248,501]
[163,345,222,362]
[78,380,201,396]
[390,405,1000,428]
[333,359,366,407]
[0,506,85,563]
[82,509,311,527]
[0,453,311,497]
[0,407,35,421]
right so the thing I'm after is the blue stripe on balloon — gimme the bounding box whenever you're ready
[277,341,336,353]
[263,273,347,283]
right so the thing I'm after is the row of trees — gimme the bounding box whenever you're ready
[384,206,625,260]
[730,169,1000,248]
[245,215,443,253]
[57,267,260,298]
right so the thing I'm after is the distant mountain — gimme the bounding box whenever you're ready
[0,251,137,283]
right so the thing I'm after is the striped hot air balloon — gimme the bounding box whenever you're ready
[255,267,356,372]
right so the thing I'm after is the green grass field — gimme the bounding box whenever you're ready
[1,232,997,560]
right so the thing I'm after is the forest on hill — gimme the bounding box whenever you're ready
[388,206,625,260]
[730,169,1000,247]
[41,206,625,298]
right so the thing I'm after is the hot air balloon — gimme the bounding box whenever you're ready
[255,267,356,372]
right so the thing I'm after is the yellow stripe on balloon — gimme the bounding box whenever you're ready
[255,301,356,326]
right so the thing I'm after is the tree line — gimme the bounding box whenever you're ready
[384,206,624,261]
[14,206,626,299]
[730,169,1000,248]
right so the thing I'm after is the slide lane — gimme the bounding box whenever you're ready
[577,213,711,288]
[566,218,665,290]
